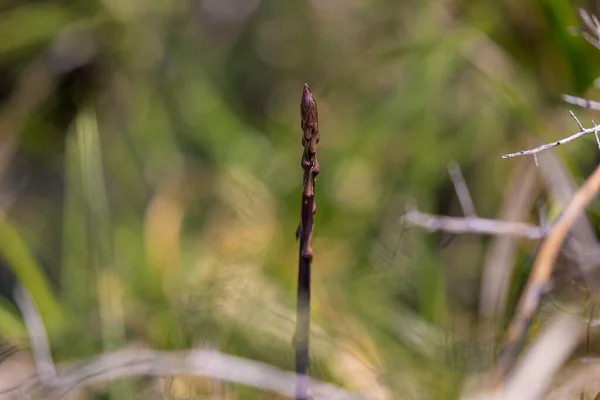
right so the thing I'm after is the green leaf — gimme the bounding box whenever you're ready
[0,298,26,339]
[0,221,64,330]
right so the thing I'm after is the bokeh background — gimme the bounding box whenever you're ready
[2,0,600,398]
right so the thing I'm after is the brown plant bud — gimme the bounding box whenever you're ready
[301,240,314,261]
[312,155,319,176]
[300,83,319,142]
[301,156,311,169]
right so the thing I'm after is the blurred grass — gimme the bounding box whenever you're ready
[1,0,600,398]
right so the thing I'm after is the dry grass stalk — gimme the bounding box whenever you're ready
[493,163,600,381]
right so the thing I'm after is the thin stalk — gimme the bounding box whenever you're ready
[494,163,600,381]
[294,83,319,400]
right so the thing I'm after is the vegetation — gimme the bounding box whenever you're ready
[1,0,600,398]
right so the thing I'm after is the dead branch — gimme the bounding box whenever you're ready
[401,207,545,239]
[578,9,600,52]
[0,348,362,400]
[563,94,600,112]
[501,112,600,159]
[401,162,546,239]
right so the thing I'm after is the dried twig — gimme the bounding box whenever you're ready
[563,10,600,152]
[0,348,361,400]
[448,162,476,217]
[494,163,600,380]
[563,94,600,111]
[501,112,600,159]
[401,207,545,239]
[560,100,600,150]
[578,9,600,52]
[401,163,546,240]
[294,83,319,400]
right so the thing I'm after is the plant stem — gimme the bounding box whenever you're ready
[295,83,319,400]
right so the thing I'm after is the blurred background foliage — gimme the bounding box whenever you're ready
[1,0,600,398]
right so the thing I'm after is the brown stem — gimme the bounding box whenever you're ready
[295,83,319,400]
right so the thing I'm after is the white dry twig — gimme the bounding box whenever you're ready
[563,94,600,112]
[559,10,600,151]
[401,207,546,239]
[0,348,362,400]
[3,285,361,399]
[502,112,600,159]
[401,162,546,239]
[579,9,600,52]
